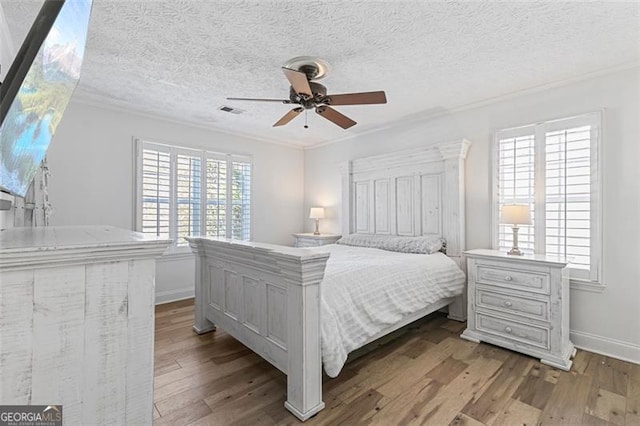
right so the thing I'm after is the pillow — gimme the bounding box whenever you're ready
[336,234,445,254]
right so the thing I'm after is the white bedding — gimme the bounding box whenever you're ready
[307,244,465,377]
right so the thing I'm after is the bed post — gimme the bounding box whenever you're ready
[190,240,216,334]
[437,139,471,322]
[279,254,329,421]
[340,161,353,236]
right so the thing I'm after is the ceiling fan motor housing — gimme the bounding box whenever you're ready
[290,82,328,109]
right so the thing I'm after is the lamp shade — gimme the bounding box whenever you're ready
[309,207,325,220]
[500,204,532,225]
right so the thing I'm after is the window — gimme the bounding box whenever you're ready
[136,140,252,250]
[493,112,601,284]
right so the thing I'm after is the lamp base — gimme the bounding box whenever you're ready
[313,219,320,235]
[507,226,524,255]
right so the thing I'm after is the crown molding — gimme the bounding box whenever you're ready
[71,93,306,150]
[304,61,640,151]
[71,61,638,153]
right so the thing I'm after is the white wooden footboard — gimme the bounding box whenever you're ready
[187,237,330,421]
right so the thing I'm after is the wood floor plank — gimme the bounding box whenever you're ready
[422,326,458,344]
[511,364,557,411]
[464,342,513,363]
[196,378,286,425]
[582,412,617,425]
[376,337,473,399]
[596,356,630,396]
[155,360,278,416]
[398,335,437,359]
[153,300,640,426]
[572,349,592,375]
[311,389,386,425]
[155,298,195,313]
[441,319,467,334]
[228,410,277,426]
[370,356,502,425]
[450,413,485,426]
[154,400,212,426]
[627,372,640,425]
[539,370,593,425]
[154,359,182,376]
[155,336,216,360]
[585,388,626,426]
[155,356,262,401]
[461,353,533,424]
[490,398,541,426]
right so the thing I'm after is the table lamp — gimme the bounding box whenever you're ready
[500,204,531,255]
[309,207,325,235]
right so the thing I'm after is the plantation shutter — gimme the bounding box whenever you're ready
[543,117,598,281]
[231,161,251,240]
[496,129,536,255]
[205,157,227,238]
[175,153,202,246]
[494,112,601,283]
[137,140,252,249]
[141,148,171,238]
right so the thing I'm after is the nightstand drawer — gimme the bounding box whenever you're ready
[296,239,324,247]
[476,265,550,295]
[476,313,550,350]
[476,289,549,322]
[292,233,341,248]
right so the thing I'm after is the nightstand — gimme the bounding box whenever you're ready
[461,249,575,371]
[292,233,341,248]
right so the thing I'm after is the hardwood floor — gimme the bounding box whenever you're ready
[154,299,639,425]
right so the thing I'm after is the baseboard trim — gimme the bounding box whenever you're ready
[155,287,195,305]
[570,329,640,365]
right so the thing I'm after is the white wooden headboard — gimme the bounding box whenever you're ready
[340,139,471,262]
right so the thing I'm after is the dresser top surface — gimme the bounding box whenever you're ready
[0,225,171,253]
[464,249,568,267]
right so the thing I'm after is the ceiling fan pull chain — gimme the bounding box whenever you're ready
[304,110,309,129]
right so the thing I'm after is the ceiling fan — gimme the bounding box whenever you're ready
[227,57,387,129]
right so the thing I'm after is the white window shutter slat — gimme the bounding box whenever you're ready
[138,141,252,249]
[141,148,171,238]
[494,113,600,283]
[205,158,228,238]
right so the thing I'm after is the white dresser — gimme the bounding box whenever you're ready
[0,226,170,424]
[292,233,341,247]
[461,249,575,371]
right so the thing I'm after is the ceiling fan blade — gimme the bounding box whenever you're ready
[282,67,312,97]
[315,106,357,129]
[323,91,387,106]
[227,97,291,103]
[273,107,304,127]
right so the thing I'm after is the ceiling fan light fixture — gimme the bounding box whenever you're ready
[227,57,386,130]
[282,56,332,81]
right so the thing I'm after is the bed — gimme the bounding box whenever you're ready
[187,139,471,421]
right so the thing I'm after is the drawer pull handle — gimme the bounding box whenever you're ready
[504,276,513,281]
[505,326,513,333]
[504,301,513,307]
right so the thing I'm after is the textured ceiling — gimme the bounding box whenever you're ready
[2,1,639,147]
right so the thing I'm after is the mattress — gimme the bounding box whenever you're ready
[307,244,466,377]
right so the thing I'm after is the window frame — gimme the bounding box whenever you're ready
[134,138,253,254]
[491,111,603,288]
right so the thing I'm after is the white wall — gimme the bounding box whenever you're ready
[47,101,305,303]
[304,67,640,363]
[0,1,14,82]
